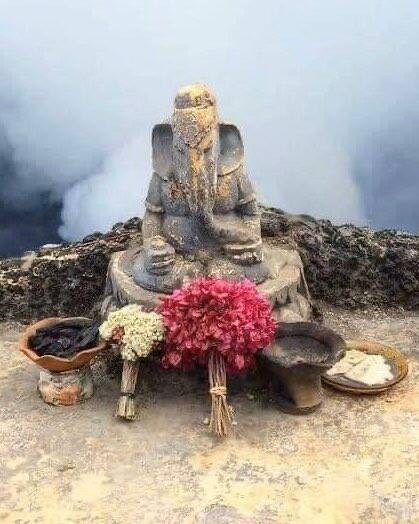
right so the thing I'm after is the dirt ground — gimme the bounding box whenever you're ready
[0,307,418,524]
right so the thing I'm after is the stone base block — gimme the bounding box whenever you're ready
[38,365,94,406]
[101,245,312,322]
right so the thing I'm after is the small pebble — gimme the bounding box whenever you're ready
[203,417,210,425]
[56,461,76,472]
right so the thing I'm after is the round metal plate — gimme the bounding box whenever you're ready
[322,339,409,394]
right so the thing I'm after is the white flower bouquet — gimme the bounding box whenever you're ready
[100,304,164,360]
[100,304,165,419]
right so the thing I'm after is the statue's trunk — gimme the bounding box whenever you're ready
[175,147,216,218]
[186,148,216,215]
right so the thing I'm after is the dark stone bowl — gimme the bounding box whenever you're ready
[259,322,346,413]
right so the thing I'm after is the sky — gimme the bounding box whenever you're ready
[0,1,418,256]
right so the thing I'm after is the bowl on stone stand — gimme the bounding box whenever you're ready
[259,322,346,414]
[19,317,107,406]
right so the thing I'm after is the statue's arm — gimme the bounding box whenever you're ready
[210,168,263,264]
[141,173,175,272]
[142,209,163,240]
[142,173,164,241]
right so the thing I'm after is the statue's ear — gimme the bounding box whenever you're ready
[219,123,244,175]
[152,123,173,180]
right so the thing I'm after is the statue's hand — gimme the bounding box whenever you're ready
[230,250,263,265]
[235,253,261,265]
[143,236,175,275]
[224,241,263,266]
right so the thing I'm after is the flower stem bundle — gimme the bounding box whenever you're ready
[100,304,164,420]
[161,278,276,437]
[116,359,140,420]
[208,351,233,436]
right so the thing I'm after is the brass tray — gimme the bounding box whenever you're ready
[321,339,409,394]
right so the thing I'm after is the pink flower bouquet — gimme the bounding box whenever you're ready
[161,278,276,436]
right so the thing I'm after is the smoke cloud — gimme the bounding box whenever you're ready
[1,1,418,255]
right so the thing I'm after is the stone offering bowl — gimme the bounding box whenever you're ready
[19,317,107,373]
[259,322,345,414]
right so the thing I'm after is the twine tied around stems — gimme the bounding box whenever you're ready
[116,359,140,420]
[119,392,135,399]
[209,386,227,396]
[208,351,234,437]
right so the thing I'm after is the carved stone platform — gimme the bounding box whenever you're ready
[101,244,312,322]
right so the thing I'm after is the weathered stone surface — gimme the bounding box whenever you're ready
[0,207,417,321]
[123,83,307,324]
[0,223,141,321]
[262,206,419,309]
[136,84,267,294]
[102,244,311,322]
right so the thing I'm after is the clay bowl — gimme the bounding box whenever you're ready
[322,339,409,394]
[259,322,346,413]
[19,317,107,373]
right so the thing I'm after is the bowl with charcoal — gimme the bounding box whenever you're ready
[20,317,107,372]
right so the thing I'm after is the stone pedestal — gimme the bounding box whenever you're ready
[101,245,312,322]
[259,323,345,414]
[38,366,94,406]
[270,364,323,413]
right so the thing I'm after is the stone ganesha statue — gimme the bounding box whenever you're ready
[134,83,268,292]
[102,84,311,322]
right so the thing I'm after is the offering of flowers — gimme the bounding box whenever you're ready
[100,304,165,420]
[160,278,276,436]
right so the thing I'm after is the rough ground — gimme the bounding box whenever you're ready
[0,307,418,523]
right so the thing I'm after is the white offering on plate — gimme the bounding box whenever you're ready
[327,349,394,386]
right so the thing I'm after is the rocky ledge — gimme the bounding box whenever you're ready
[0,208,417,321]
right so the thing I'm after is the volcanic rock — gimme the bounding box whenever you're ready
[0,206,417,321]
